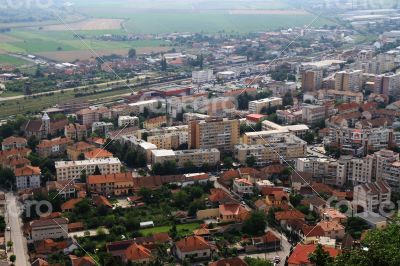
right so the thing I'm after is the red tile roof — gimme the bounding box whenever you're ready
[288,244,340,265]
[14,165,41,176]
[275,210,305,221]
[124,243,152,261]
[1,136,27,145]
[61,198,83,211]
[69,255,97,266]
[175,235,211,253]
[84,148,113,159]
[88,172,133,185]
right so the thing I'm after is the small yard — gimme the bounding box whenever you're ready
[140,222,201,237]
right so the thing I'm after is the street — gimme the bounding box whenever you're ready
[5,193,29,266]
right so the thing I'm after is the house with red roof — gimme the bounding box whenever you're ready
[15,165,41,190]
[275,210,305,227]
[288,244,340,266]
[173,235,212,261]
[69,255,97,266]
[1,136,27,151]
[233,178,254,195]
[122,243,152,263]
[219,203,250,223]
[210,257,248,266]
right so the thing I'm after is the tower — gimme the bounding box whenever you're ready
[42,112,51,138]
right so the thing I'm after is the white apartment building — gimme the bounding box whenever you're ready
[382,161,400,191]
[92,122,113,135]
[233,178,254,195]
[121,135,158,162]
[192,69,214,83]
[15,165,41,190]
[248,97,283,114]
[55,158,121,181]
[30,218,69,241]
[118,116,139,127]
[261,120,310,138]
[374,73,400,95]
[296,157,339,186]
[353,181,391,213]
[128,99,161,115]
[302,104,326,125]
[151,148,220,168]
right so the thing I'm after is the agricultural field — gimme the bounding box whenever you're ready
[0,29,170,61]
[0,54,30,66]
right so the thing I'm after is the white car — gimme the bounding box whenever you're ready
[6,226,10,231]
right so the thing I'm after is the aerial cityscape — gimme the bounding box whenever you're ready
[1,0,400,265]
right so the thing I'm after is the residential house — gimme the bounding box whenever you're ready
[174,235,212,261]
[61,198,83,212]
[219,203,250,223]
[233,178,254,195]
[245,231,281,253]
[15,165,41,190]
[317,220,345,240]
[122,243,152,263]
[46,180,77,199]
[67,141,95,160]
[69,255,96,266]
[84,148,113,160]
[64,123,87,141]
[321,208,347,223]
[36,137,72,157]
[288,244,340,266]
[1,136,27,151]
[275,210,305,227]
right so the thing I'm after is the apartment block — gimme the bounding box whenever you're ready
[30,218,69,241]
[92,122,114,135]
[64,123,87,141]
[143,116,167,130]
[188,118,240,152]
[334,70,363,92]
[121,136,157,162]
[302,104,326,125]
[302,69,323,91]
[261,120,310,138]
[236,133,306,166]
[87,172,134,196]
[324,89,363,104]
[76,107,111,126]
[248,97,283,114]
[118,116,139,128]
[192,69,214,83]
[374,73,400,96]
[151,148,220,168]
[354,181,391,213]
[55,158,121,181]
[127,99,160,115]
[296,157,340,186]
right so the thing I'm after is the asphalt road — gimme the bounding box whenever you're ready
[5,192,29,266]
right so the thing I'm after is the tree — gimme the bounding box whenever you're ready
[246,155,256,167]
[77,152,85,160]
[242,211,267,236]
[9,254,16,264]
[223,156,233,168]
[289,193,304,207]
[345,217,370,239]
[7,241,13,250]
[160,57,167,71]
[304,131,316,144]
[93,165,101,175]
[169,223,178,240]
[244,256,273,266]
[128,48,137,59]
[80,169,87,183]
[308,244,333,266]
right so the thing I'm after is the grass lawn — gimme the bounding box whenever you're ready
[0,54,30,66]
[140,222,201,237]
[0,90,24,97]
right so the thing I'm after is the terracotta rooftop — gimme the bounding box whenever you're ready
[37,137,71,149]
[275,210,305,221]
[87,172,134,185]
[1,136,27,145]
[30,217,68,228]
[288,244,340,265]
[209,257,248,266]
[14,165,41,176]
[84,148,113,159]
[175,235,211,253]
[61,198,83,211]
[124,243,152,261]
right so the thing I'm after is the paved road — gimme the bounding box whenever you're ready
[5,192,29,266]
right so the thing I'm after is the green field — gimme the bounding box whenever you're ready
[139,222,201,237]
[0,54,30,66]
